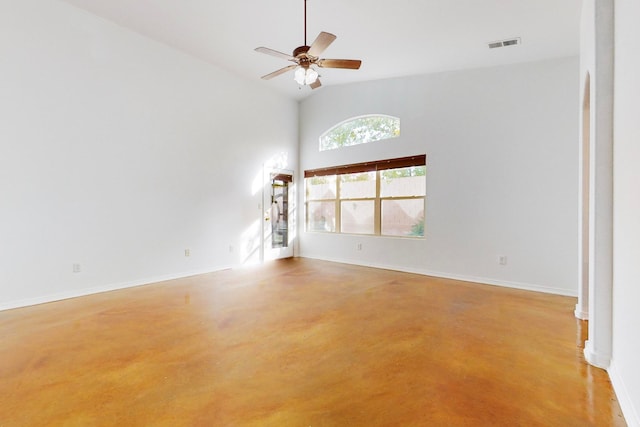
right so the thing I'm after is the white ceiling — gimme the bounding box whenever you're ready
[60,0,582,100]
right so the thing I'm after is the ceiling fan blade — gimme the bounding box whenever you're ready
[307,32,337,57]
[261,64,297,80]
[317,59,362,70]
[310,79,322,90]
[255,47,295,61]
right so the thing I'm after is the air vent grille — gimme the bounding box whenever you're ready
[488,37,521,49]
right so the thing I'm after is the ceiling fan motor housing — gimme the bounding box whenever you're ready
[293,46,313,68]
[293,46,310,56]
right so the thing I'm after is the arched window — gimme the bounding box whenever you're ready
[319,114,400,151]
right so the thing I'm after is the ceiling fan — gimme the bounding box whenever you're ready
[255,0,362,89]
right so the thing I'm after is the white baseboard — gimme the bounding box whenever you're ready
[0,265,232,312]
[584,339,611,369]
[300,255,578,297]
[2,256,577,311]
[609,362,640,427]
[574,304,589,320]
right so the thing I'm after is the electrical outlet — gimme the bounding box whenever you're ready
[184,249,191,257]
[229,245,234,253]
[499,255,507,265]
[357,243,363,251]
[72,263,81,273]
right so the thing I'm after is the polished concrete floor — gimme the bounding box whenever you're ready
[0,258,626,426]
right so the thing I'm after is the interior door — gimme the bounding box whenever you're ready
[263,170,294,261]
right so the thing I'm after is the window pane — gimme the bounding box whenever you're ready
[307,201,336,232]
[319,115,400,151]
[306,175,336,200]
[381,199,425,237]
[341,200,374,234]
[380,166,426,197]
[340,172,376,199]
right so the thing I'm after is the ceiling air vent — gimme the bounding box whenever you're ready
[488,37,521,49]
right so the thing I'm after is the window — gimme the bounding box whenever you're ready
[319,114,400,151]
[305,155,426,237]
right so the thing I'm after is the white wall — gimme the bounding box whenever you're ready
[0,0,298,309]
[299,57,579,296]
[610,0,640,424]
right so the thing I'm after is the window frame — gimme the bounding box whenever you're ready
[305,155,426,237]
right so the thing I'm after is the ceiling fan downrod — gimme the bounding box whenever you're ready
[303,0,307,47]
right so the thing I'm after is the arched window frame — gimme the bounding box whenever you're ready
[319,114,401,151]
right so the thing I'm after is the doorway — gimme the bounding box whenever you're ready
[263,170,294,261]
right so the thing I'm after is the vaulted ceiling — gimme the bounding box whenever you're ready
[60,0,582,100]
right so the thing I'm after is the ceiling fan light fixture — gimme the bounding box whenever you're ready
[294,66,319,85]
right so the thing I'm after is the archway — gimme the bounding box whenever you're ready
[575,73,590,320]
